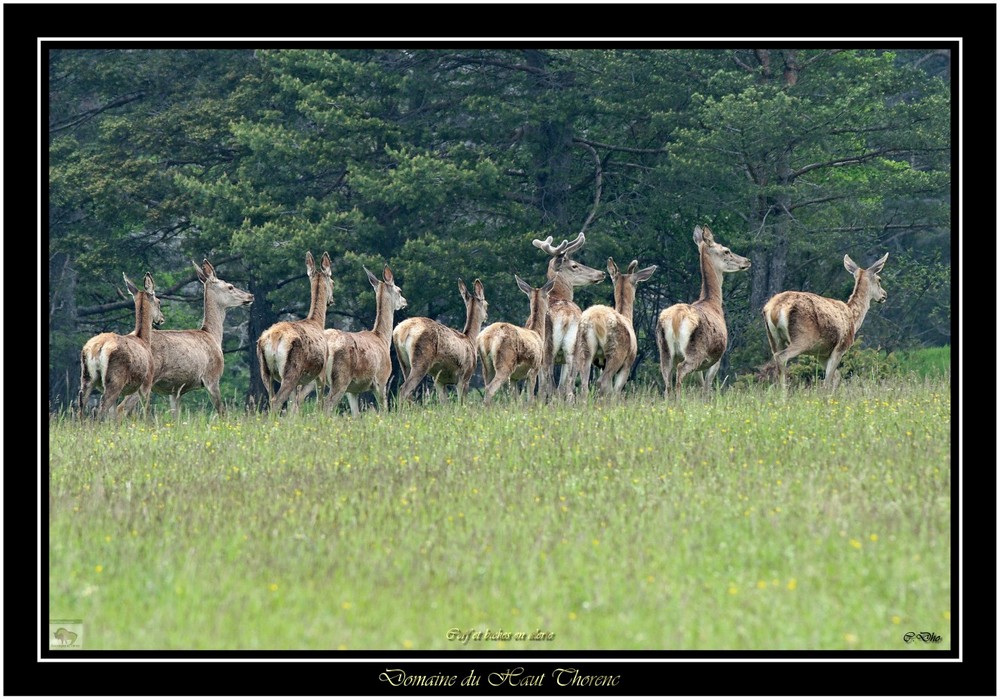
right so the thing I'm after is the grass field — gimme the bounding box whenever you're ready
[47,377,952,651]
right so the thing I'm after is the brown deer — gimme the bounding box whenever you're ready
[78,272,165,420]
[531,232,606,398]
[393,278,488,404]
[656,226,751,396]
[762,252,888,389]
[574,258,657,396]
[119,260,253,417]
[324,265,407,416]
[477,275,555,406]
[256,251,333,413]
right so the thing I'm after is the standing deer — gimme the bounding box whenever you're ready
[762,252,889,390]
[120,260,253,417]
[256,251,333,413]
[477,275,555,406]
[574,258,657,396]
[656,226,751,396]
[393,278,488,405]
[324,265,407,416]
[531,232,606,398]
[78,272,165,420]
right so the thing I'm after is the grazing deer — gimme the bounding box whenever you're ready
[762,252,888,390]
[574,258,657,396]
[120,260,253,417]
[393,278,488,404]
[256,251,333,413]
[531,232,606,398]
[477,275,555,406]
[324,265,407,416]
[78,272,165,420]
[656,226,751,396]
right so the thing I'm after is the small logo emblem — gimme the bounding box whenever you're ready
[49,620,83,650]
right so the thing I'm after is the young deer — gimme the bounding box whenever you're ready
[78,272,165,420]
[762,252,888,390]
[477,275,555,406]
[574,258,657,396]
[656,226,750,396]
[393,278,488,404]
[324,265,407,416]
[120,260,253,417]
[531,232,606,398]
[257,251,333,413]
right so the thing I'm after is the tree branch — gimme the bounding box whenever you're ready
[791,148,903,179]
[573,136,668,155]
[49,92,146,134]
[574,140,603,234]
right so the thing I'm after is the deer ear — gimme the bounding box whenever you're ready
[192,260,209,283]
[541,278,556,295]
[869,252,889,274]
[627,260,638,274]
[693,226,704,245]
[305,251,317,277]
[515,274,532,296]
[606,257,620,277]
[321,252,332,273]
[144,272,156,294]
[365,265,381,289]
[844,254,860,275]
[635,265,657,283]
[123,273,139,296]
[458,278,469,299]
[202,259,217,281]
[473,279,485,299]
[383,265,394,285]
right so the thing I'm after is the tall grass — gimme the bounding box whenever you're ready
[48,377,951,651]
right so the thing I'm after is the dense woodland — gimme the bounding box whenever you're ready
[47,48,952,411]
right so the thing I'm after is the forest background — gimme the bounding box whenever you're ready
[47,47,952,410]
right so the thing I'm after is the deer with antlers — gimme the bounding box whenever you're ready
[531,232,606,398]
[119,260,253,417]
[78,272,165,420]
[393,278,488,405]
[324,265,407,416]
[257,251,333,413]
[762,253,888,390]
[574,258,657,396]
[477,275,555,406]
[656,226,751,397]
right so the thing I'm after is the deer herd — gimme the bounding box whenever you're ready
[77,227,889,420]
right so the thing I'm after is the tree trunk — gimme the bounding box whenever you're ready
[246,275,277,411]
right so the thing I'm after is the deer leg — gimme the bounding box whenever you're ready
[704,360,722,392]
[434,378,450,404]
[823,351,844,391]
[271,368,303,414]
[658,342,674,399]
[398,360,429,403]
[772,338,812,390]
[346,393,361,417]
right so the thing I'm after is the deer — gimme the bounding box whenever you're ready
[78,272,165,420]
[574,258,657,396]
[656,225,751,397]
[477,275,555,406]
[762,252,889,390]
[323,264,407,416]
[392,278,488,405]
[531,232,606,398]
[119,259,253,418]
[256,251,333,414]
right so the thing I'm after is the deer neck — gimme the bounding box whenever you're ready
[614,284,637,325]
[463,301,487,341]
[371,286,395,345]
[202,289,226,346]
[697,250,724,310]
[305,275,330,327]
[846,275,873,334]
[548,266,574,302]
[134,293,154,342]
[525,297,548,342]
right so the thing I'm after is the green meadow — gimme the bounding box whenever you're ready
[48,378,951,651]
